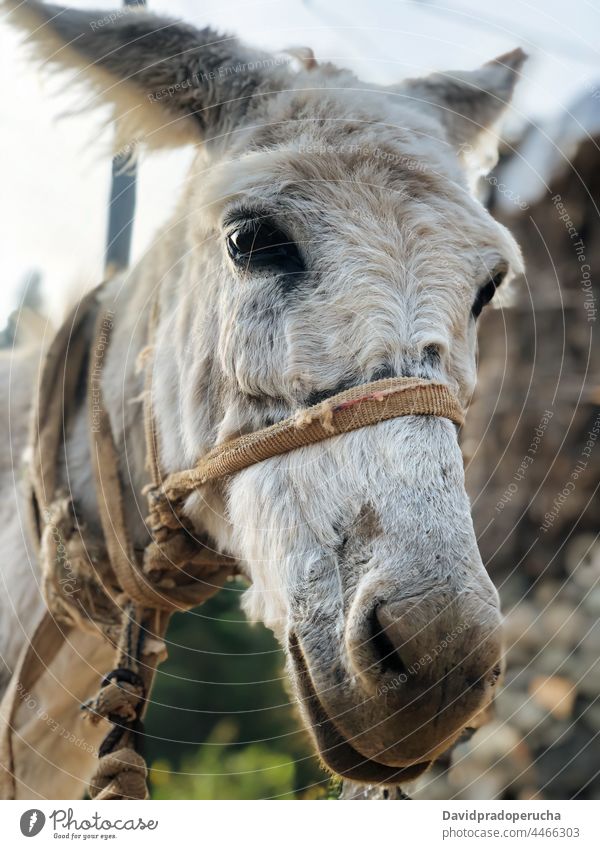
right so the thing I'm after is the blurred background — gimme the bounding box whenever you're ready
[1,0,598,799]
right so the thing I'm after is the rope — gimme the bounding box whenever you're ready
[141,295,162,491]
[83,603,151,799]
[29,287,101,542]
[148,377,465,530]
[90,748,148,801]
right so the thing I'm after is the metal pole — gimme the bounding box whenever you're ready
[104,0,146,275]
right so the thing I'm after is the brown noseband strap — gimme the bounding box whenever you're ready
[151,377,464,514]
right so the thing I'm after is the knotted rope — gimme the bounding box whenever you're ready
[90,748,148,801]
[82,604,151,800]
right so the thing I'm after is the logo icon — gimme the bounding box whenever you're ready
[19,810,46,837]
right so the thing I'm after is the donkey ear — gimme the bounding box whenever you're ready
[3,1,283,151]
[395,49,527,179]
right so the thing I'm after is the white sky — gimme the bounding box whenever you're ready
[1,0,598,324]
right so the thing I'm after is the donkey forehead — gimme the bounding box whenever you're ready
[200,85,453,195]
[197,141,508,274]
[245,85,449,161]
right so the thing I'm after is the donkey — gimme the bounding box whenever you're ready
[0,1,525,797]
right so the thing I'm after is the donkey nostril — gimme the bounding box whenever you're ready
[369,608,406,676]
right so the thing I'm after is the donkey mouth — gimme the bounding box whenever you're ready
[289,634,432,784]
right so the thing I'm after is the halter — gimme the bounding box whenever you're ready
[147,376,464,534]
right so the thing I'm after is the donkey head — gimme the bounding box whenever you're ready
[9,2,525,783]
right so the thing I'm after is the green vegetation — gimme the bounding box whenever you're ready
[145,580,328,799]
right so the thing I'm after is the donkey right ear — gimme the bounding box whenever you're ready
[4,1,282,151]
[392,49,526,182]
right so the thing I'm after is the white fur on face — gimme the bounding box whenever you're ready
[227,417,495,635]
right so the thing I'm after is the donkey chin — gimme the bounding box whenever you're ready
[227,415,503,785]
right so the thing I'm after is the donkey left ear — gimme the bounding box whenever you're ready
[2,0,285,153]
[394,49,527,179]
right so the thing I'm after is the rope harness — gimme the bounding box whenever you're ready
[1,284,464,800]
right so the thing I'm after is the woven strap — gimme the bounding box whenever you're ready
[88,305,235,612]
[153,377,464,510]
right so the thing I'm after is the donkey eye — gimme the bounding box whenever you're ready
[471,268,507,319]
[226,222,304,273]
